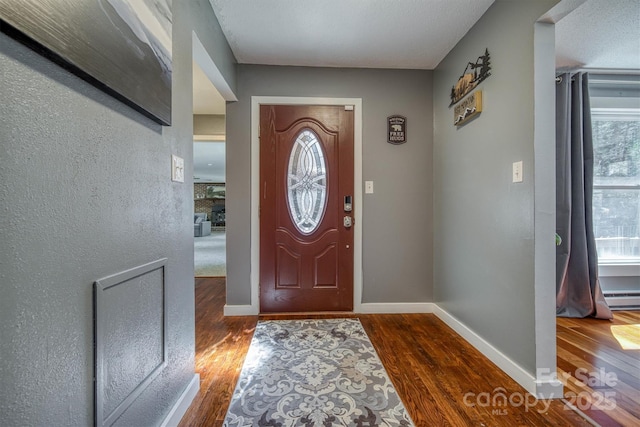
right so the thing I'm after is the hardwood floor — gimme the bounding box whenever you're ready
[179,278,637,426]
[557,311,640,426]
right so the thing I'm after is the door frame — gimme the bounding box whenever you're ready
[251,96,363,314]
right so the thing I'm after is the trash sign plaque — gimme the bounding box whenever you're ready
[387,115,407,144]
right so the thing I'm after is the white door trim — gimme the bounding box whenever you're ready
[249,96,363,314]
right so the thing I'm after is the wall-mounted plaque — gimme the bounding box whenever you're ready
[454,90,482,126]
[387,115,407,144]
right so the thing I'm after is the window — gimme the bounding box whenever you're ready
[287,130,327,234]
[591,107,640,263]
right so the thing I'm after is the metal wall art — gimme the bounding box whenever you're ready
[387,115,407,144]
[449,48,491,107]
[0,0,173,125]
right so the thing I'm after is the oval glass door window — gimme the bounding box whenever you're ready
[287,130,327,234]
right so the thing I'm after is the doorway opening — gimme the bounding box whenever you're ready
[550,2,640,423]
[192,42,227,278]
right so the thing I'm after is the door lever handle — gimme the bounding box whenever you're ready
[343,216,353,228]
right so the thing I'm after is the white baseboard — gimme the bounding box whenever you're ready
[224,303,434,315]
[220,300,562,397]
[160,374,200,427]
[224,304,259,316]
[535,377,564,399]
[356,302,435,314]
[432,305,562,398]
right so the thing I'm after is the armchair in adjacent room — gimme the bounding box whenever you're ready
[194,213,211,237]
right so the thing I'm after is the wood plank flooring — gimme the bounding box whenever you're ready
[557,311,640,426]
[179,278,637,426]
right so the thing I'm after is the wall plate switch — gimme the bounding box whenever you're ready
[512,161,523,183]
[172,155,184,183]
[365,181,374,194]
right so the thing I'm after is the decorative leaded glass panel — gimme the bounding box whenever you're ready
[287,130,327,234]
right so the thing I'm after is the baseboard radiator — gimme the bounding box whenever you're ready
[604,291,640,310]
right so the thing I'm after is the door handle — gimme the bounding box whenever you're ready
[343,216,353,228]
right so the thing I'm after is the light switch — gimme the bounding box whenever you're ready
[172,155,184,183]
[365,181,374,194]
[512,161,523,183]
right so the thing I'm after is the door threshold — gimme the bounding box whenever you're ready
[259,311,357,318]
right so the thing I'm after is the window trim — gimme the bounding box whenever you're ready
[599,263,640,277]
[591,107,640,121]
[590,106,640,267]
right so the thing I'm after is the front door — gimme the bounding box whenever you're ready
[260,105,354,312]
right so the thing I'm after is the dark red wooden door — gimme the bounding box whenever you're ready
[260,105,354,312]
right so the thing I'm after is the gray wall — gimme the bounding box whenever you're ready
[0,1,235,425]
[433,0,558,374]
[226,65,433,305]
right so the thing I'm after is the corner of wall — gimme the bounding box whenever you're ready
[533,18,560,399]
[432,0,566,397]
[433,304,563,398]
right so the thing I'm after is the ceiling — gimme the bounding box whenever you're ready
[193,141,225,183]
[208,0,495,69]
[555,0,640,70]
[207,0,639,71]
[193,0,640,183]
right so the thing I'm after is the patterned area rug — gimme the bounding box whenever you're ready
[223,318,414,426]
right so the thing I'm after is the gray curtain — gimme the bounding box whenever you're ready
[556,72,612,319]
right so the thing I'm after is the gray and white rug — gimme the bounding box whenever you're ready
[223,318,414,427]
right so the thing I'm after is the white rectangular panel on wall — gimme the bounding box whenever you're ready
[94,258,168,427]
